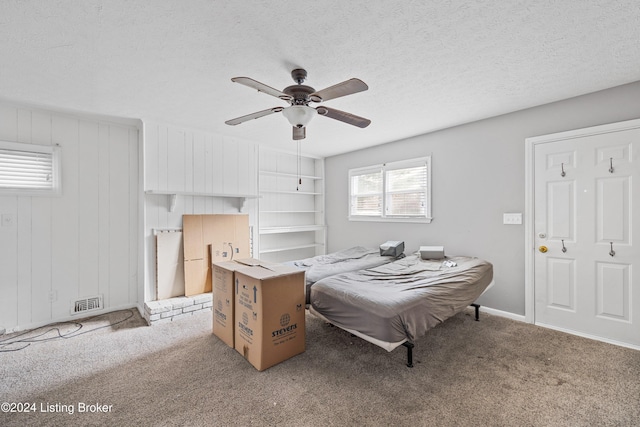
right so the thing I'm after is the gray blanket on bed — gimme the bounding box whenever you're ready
[290,246,400,285]
[310,255,493,344]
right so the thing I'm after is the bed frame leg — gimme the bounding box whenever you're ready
[471,303,480,321]
[402,342,414,368]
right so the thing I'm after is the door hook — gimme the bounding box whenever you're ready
[609,157,614,174]
[561,163,566,177]
[561,239,567,253]
[609,242,615,257]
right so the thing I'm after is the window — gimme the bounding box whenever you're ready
[349,167,383,217]
[0,141,61,195]
[349,156,431,223]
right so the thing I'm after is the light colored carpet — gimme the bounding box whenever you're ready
[1,308,639,426]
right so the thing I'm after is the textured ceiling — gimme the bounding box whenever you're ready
[1,0,640,157]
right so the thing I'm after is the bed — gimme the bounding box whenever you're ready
[287,246,404,304]
[309,254,494,366]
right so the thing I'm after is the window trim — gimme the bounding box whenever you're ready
[0,140,62,196]
[348,156,432,223]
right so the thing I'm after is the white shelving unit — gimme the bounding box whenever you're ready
[145,190,259,212]
[258,147,325,263]
[260,225,325,234]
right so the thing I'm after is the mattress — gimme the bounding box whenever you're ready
[287,246,403,304]
[309,255,493,345]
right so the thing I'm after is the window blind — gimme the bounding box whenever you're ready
[0,148,54,189]
[350,168,383,216]
[0,142,59,193]
[385,164,427,217]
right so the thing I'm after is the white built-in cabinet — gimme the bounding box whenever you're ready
[258,147,326,263]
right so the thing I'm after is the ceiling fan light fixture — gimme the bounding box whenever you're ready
[282,105,315,128]
[225,69,371,140]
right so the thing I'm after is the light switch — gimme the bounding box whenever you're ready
[503,213,522,225]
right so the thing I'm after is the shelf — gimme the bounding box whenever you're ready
[259,170,322,180]
[259,225,326,235]
[260,210,323,214]
[259,243,324,254]
[258,148,326,262]
[260,190,322,195]
[145,190,260,212]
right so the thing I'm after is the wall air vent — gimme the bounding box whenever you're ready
[71,295,103,315]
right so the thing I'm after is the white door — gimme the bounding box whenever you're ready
[532,122,639,347]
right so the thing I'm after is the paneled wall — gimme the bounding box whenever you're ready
[325,80,640,317]
[142,122,258,302]
[0,102,140,332]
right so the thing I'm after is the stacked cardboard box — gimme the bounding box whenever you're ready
[212,259,305,371]
[211,261,241,348]
[183,214,250,296]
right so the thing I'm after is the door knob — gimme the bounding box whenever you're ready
[539,246,548,253]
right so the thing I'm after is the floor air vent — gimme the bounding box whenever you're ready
[71,295,103,315]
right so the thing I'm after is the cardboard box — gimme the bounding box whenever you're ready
[419,245,445,260]
[183,214,250,296]
[212,258,291,349]
[211,261,240,348]
[234,260,305,371]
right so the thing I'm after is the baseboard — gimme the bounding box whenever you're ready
[478,306,527,322]
[475,306,640,351]
[5,303,140,334]
[535,322,640,351]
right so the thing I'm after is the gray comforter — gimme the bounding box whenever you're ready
[310,255,493,344]
[289,246,402,304]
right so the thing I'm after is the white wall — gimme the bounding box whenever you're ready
[0,101,140,332]
[324,81,640,316]
[142,121,258,302]
[0,111,260,331]
[3,81,637,330]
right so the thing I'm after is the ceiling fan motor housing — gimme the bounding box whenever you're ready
[283,85,316,105]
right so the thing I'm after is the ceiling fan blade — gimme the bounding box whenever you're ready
[309,78,368,102]
[316,107,371,128]
[225,107,284,126]
[231,77,293,101]
[293,126,306,140]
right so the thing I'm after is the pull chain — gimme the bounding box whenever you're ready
[296,140,301,191]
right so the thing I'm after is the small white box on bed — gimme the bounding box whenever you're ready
[419,246,445,260]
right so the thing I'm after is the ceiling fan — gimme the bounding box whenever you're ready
[225,68,371,140]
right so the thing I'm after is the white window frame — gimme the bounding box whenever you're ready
[349,156,432,223]
[0,140,62,196]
